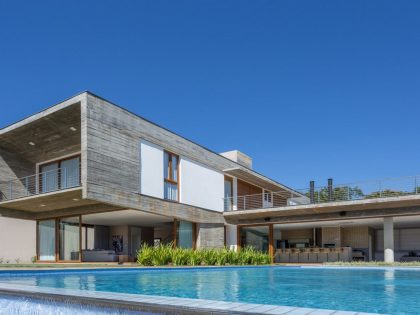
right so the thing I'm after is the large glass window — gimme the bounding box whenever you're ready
[38,219,56,261]
[40,163,59,193]
[240,226,269,253]
[59,216,80,261]
[176,220,194,248]
[164,151,179,201]
[224,177,233,211]
[39,155,80,193]
[60,156,80,189]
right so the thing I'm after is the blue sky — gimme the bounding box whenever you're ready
[0,1,419,189]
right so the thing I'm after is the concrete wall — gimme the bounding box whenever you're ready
[196,223,225,249]
[321,227,341,247]
[180,157,224,212]
[342,226,369,248]
[281,229,313,240]
[0,217,36,263]
[154,224,174,244]
[139,140,164,198]
[84,94,224,224]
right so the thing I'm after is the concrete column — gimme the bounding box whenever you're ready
[383,217,394,263]
[225,224,238,251]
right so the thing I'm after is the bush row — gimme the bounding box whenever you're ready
[136,243,271,266]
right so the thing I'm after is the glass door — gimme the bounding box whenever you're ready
[176,220,195,248]
[40,162,58,193]
[224,177,233,211]
[58,216,81,261]
[60,156,80,189]
[38,219,56,261]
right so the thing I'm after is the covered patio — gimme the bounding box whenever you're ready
[238,215,420,263]
[36,209,197,263]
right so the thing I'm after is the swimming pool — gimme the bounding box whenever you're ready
[0,266,418,314]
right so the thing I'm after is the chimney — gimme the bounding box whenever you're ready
[309,181,315,203]
[328,178,333,201]
[220,150,253,169]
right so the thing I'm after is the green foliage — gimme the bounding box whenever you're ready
[172,247,190,266]
[136,244,271,266]
[364,189,412,199]
[306,186,364,202]
[326,261,420,267]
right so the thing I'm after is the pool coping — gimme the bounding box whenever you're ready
[1,264,420,275]
[0,282,383,315]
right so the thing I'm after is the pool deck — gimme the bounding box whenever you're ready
[0,281,382,315]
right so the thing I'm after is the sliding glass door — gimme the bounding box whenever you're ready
[58,216,81,261]
[60,157,80,189]
[40,163,59,193]
[39,155,80,193]
[240,226,270,253]
[176,220,195,249]
[38,219,56,261]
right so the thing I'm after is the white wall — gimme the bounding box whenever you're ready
[139,140,164,198]
[0,217,36,263]
[180,157,224,211]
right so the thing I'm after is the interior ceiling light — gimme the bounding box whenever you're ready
[72,198,79,201]
[40,204,46,207]
[28,141,35,146]
[69,126,77,131]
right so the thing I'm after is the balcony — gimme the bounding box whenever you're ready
[224,175,420,212]
[0,165,81,202]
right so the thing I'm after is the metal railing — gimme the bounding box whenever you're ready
[0,166,81,202]
[224,175,420,212]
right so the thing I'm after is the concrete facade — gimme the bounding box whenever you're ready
[0,92,419,263]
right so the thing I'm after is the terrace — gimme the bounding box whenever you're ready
[0,161,81,202]
[224,175,420,212]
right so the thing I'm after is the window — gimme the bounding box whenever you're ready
[37,219,56,261]
[39,155,80,193]
[58,216,80,261]
[264,190,272,203]
[240,226,269,253]
[224,176,233,211]
[176,220,195,249]
[164,151,179,201]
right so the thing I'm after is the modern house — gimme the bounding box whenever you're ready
[1,92,420,264]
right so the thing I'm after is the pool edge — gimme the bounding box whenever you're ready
[0,283,384,315]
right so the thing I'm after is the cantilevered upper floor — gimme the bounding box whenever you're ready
[0,92,296,223]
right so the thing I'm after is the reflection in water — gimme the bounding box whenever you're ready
[195,269,240,301]
[1,267,420,314]
[384,269,396,294]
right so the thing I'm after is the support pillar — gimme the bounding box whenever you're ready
[383,217,394,263]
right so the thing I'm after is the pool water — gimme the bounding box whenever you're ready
[0,266,418,314]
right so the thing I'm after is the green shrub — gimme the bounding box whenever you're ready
[188,250,202,266]
[137,244,154,266]
[172,248,190,266]
[151,244,172,266]
[137,244,271,266]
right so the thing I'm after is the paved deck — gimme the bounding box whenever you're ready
[0,282,382,315]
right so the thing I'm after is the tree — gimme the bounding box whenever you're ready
[364,189,413,199]
[306,186,364,203]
